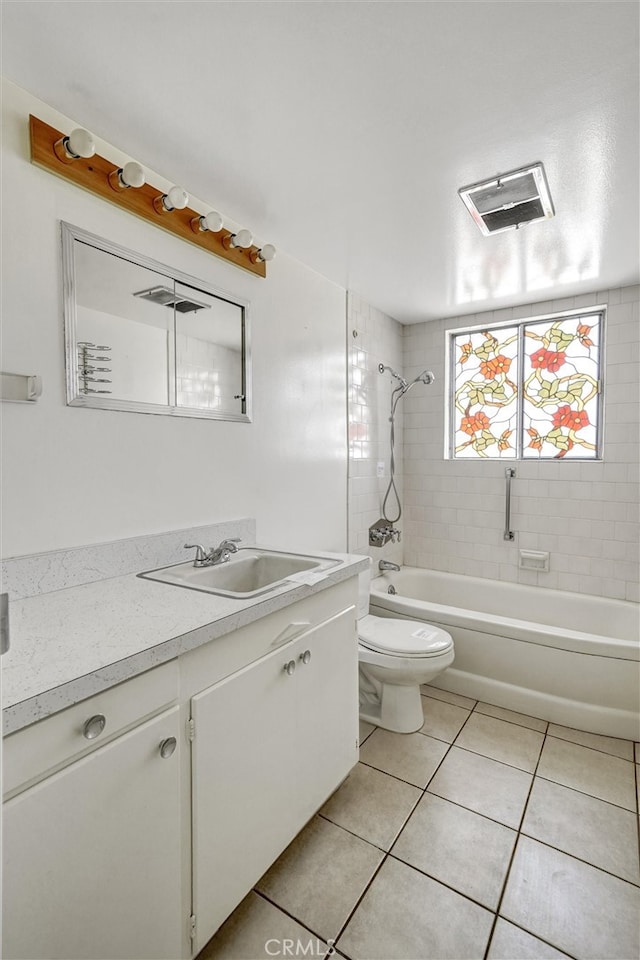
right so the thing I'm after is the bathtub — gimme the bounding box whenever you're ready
[370,567,640,740]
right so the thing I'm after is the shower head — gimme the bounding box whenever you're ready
[418,370,436,385]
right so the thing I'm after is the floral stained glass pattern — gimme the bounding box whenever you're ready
[523,315,600,459]
[452,326,519,458]
[450,311,603,460]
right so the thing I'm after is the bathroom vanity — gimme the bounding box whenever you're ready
[1,540,367,960]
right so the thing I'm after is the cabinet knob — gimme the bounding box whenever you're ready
[82,714,106,740]
[283,659,296,676]
[159,737,177,759]
[300,649,312,665]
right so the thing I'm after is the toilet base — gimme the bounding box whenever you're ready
[359,680,425,734]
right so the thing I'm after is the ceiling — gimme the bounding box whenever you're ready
[2,1,638,323]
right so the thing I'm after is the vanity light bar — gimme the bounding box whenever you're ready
[29,115,272,279]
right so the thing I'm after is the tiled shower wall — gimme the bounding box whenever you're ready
[347,292,404,567]
[401,285,639,602]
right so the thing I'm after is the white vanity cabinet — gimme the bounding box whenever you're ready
[2,572,361,960]
[187,593,359,954]
[2,662,183,960]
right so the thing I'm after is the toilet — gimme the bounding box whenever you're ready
[357,570,454,734]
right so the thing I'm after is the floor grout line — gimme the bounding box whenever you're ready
[203,702,639,960]
[482,726,549,960]
[252,889,331,953]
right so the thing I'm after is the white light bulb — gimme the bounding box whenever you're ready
[258,244,276,262]
[232,229,252,249]
[201,211,223,233]
[120,161,145,188]
[66,128,95,159]
[164,186,189,211]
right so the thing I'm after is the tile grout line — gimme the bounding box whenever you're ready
[425,687,637,762]
[481,726,549,960]
[333,726,460,955]
[252,889,331,956]
[358,703,638,959]
[253,706,637,960]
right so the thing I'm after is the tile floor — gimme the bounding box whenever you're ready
[198,687,640,960]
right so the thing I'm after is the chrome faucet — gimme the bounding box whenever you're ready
[184,538,241,567]
[207,538,241,566]
[379,560,400,572]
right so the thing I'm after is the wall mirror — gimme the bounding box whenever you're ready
[62,222,251,421]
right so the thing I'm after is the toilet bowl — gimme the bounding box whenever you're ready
[356,568,454,734]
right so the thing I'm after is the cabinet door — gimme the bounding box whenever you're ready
[294,606,359,824]
[191,640,298,954]
[2,707,183,960]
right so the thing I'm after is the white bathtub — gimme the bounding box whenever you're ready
[370,567,640,740]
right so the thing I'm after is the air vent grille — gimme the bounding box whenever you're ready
[133,285,210,313]
[459,162,554,236]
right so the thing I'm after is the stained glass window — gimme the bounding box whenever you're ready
[449,310,603,459]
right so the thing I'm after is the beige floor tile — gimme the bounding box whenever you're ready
[320,762,421,850]
[337,856,493,960]
[635,741,639,764]
[537,737,636,811]
[454,713,544,773]
[501,836,640,960]
[392,793,516,910]
[359,728,448,787]
[427,745,532,828]
[421,684,477,709]
[547,722,634,760]
[256,817,383,942]
[476,701,547,733]
[487,919,572,959]
[358,719,375,745]
[420,695,470,742]
[522,777,640,884]
[197,892,326,960]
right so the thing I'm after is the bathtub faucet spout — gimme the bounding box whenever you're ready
[379,560,401,572]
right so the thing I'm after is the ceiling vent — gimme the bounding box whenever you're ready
[133,285,210,313]
[458,162,554,236]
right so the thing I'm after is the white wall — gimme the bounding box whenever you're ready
[0,80,348,557]
[401,288,639,602]
[347,293,404,567]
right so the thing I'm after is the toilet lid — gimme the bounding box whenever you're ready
[358,615,453,657]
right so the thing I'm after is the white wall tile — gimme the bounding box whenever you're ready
[398,285,639,602]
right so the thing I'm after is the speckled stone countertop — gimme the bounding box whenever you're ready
[2,551,369,736]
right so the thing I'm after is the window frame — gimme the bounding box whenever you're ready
[445,305,606,461]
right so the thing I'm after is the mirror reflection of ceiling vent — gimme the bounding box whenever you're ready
[458,162,555,236]
[133,285,210,313]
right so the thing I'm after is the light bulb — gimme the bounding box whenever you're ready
[258,244,276,262]
[154,185,189,213]
[120,161,145,188]
[164,186,189,211]
[231,229,252,249]
[109,160,146,191]
[201,211,223,233]
[64,128,95,159]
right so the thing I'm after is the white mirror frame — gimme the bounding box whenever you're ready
[61,221,252,422]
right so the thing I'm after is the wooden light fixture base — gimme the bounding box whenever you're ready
[29,115,267,278]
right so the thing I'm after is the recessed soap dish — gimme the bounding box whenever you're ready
[519,550,550,572]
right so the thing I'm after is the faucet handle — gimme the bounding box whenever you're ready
[184,543,207,565]
[219,538,241,551]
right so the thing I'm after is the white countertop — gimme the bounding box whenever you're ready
[2,551,369,736]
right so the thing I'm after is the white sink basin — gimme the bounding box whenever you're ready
[139,548,340,599]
